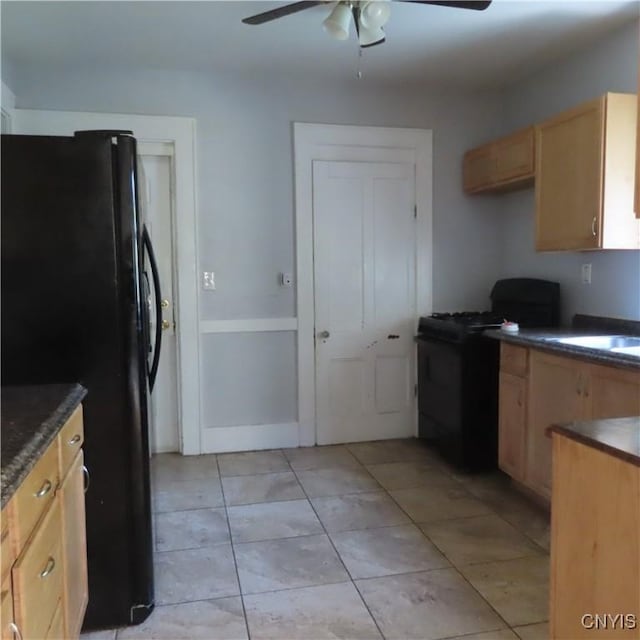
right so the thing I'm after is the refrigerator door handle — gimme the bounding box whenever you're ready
[142,225,162,391]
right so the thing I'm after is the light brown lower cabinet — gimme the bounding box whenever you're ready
[527,350,589,499]
[498,372,527,481]
[45,600,65,640]
[60,450,89,640]
[498,344,640,500]
[0,405,88,640]
[0,580,15,640]
[550,434,640,639]
[589,362,640,418]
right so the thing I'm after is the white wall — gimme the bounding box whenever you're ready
[499,21,640,323]
[8,67,505,435]
[1,79,15,132]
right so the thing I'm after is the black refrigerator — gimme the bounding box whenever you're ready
[1,131,163,629]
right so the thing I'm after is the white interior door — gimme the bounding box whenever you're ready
[313,160,417,445]
[139,146,180,453]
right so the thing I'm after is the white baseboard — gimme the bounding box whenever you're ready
[201,422,299,453]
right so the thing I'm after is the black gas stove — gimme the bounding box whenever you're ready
[416,279,561,472]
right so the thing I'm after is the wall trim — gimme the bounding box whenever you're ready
[293,122,433,448]
[13,109,202,455]
[201,422,299,453]
[200,318,298,334]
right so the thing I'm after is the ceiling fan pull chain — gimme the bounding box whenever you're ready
[357,47,363,79]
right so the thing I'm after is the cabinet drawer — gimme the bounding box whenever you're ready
[0,503,15,584]
[12,499,63,640]
[58,406,84,480]
[500,343,528,377]
[14,442,59,550]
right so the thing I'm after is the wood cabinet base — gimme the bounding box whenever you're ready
[550,434,639,638]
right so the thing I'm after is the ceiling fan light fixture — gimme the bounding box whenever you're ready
[358,23,385,47]
[359,0,390,29]
[323,2,352,40]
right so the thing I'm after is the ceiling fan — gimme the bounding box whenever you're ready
[242,1,492,49]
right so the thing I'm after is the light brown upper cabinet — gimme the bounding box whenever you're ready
[535,93,640,250]
[636,67,640,218]
[463,127,535,194]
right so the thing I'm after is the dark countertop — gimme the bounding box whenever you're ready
[548,417,640,467]
[1,384,87,509]
[485,328,640,370]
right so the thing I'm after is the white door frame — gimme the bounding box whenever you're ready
[293,123,433,447]
[13,109,201,455]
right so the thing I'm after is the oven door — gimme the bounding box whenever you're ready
[416,335,463,444]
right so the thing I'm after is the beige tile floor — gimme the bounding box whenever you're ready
[81,439,550,640]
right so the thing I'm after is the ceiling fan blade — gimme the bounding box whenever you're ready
[242,1,326,25]
[400,0,492,10]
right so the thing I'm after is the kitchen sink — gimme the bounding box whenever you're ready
[547,335,640,350]
[611,346,640,356]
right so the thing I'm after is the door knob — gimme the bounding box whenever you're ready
[162,320,171,330]
[161,299,170,309]
[317,330,330,339]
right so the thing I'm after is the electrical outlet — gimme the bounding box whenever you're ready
[203,271,216,290]
[581,264,592,285]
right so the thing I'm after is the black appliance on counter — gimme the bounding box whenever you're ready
[1,132,163,629]
[417,278,560,470]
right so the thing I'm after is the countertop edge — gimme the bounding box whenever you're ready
[547,420,640,468]
[1,383,87,509]
[484,329,640,370]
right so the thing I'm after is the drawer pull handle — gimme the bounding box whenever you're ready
[83,465,90,494]
[34,480,52,498]
[40,557,55,578]
[8,622,23,640]
[68,434,82,445]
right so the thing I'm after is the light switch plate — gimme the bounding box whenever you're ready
[581,264,592,285]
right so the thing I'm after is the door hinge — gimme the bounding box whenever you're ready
[414,205,417,219]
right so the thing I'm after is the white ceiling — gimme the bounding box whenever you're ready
[2,1,639,89]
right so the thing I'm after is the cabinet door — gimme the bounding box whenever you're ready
[535,97,604,251]
[12,499,63,640]
[498,373,527,481]
[550,435,640,640]
[44,600,64,640]
[636,87,640,218]
[60,451,88,640]
[527,351,588,499]
[495,127,534,185]
[463,144,495,193]
[588,364,640,419]
[1,579,15,640]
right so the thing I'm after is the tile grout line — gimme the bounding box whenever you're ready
[372,457,527,636]
[404,475,550,634]
[148,445,549,639]
[290,462,388,640]
[217,454,253,640]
